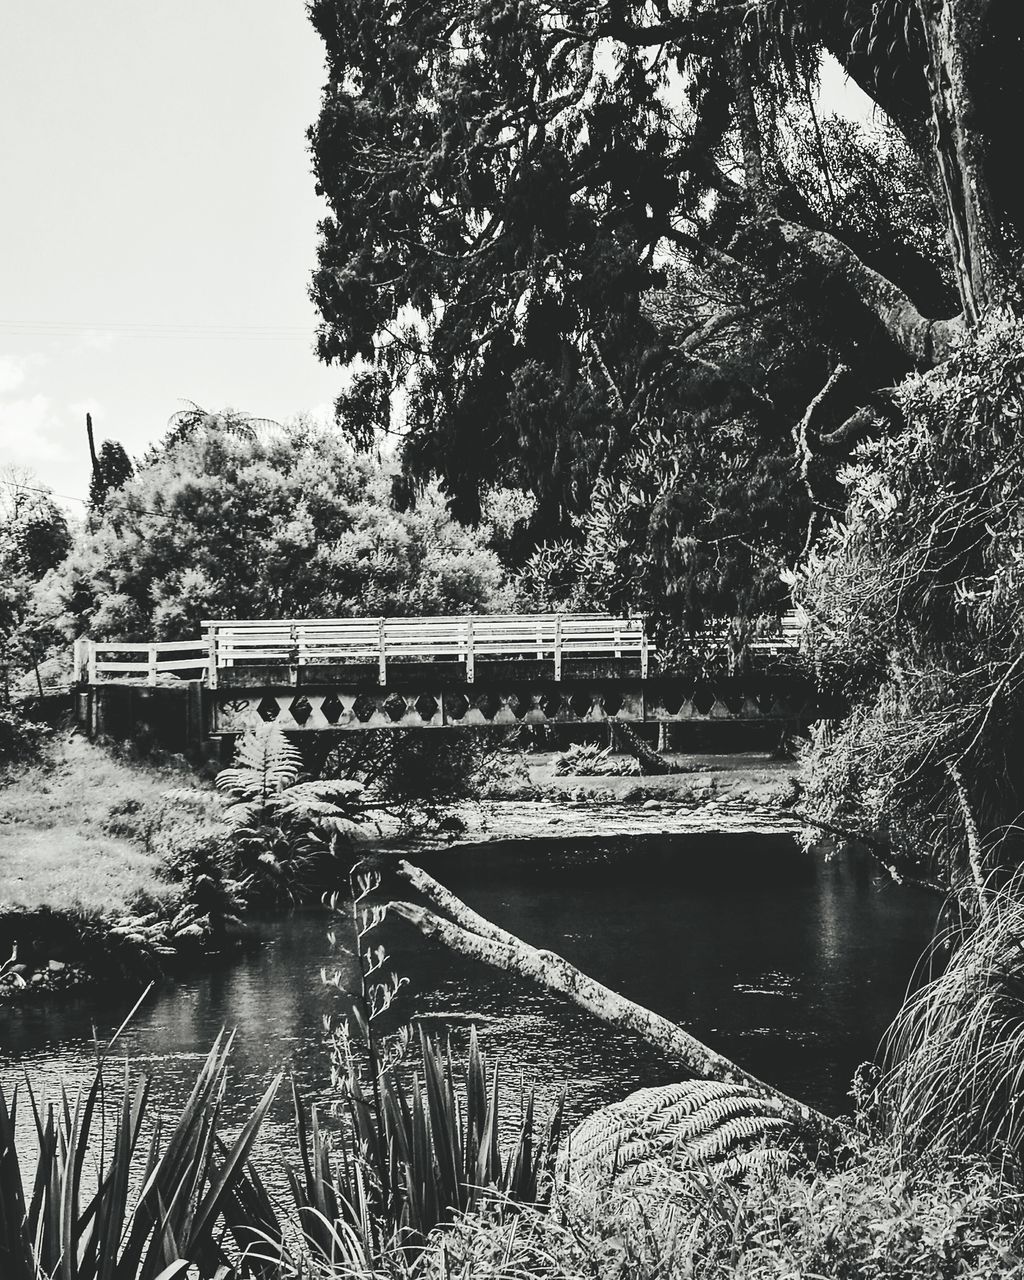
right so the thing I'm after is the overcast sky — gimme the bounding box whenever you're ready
[0,5,876,510]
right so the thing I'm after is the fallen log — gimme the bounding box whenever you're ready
[391,860,842,1144]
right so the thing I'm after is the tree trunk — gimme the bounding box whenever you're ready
[918,0,1024,317]
[391,860,841,1143]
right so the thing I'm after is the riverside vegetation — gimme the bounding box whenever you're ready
[8,0,1024,1263]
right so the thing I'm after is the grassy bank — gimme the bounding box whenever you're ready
[0,734,189,916]
[0,733,246,994]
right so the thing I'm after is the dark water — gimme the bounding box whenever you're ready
[0,834,939,1155]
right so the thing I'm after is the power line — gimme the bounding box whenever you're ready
[0,318,317,341]
[1,478,187,524]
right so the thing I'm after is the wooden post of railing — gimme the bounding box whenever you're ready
[640,622,649,680]
[554,614,562,681]
[72,636,88,685]
[288,624,299,686]
[378,617,387,685]
[87,641,97,685]
[466,618,475,683]
[614,621,622,659]
[206,624,218,689]
[147,644,158,687]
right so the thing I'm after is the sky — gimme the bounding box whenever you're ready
[0,6,877,512]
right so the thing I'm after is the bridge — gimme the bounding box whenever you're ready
[73,612,817,750]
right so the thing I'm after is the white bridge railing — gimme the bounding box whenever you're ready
[73,613,652,686]
[73,637,210,687]
[202,614,650,686]
[74,611,801,687]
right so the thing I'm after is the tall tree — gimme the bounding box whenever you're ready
[51,423,508,641]
[306,1,1017,530]
[85,413,134,509]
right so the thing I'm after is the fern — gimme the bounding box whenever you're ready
[568,1081,797,1187]
[217,723,304,809]
[214,725,366,901]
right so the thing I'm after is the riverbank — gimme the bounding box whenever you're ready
[390,750,802,850]
[0,734,249,997]
[1,734,803,998]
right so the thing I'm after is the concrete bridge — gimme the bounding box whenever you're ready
[73,612,819,751]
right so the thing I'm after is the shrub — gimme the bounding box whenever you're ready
[797,319,1024,893]
[0,705,50,766]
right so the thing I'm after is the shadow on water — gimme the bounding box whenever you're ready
[1,833,940,1158]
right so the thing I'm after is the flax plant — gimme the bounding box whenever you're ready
[0,1029,282,1280]
[298,863,564,1267]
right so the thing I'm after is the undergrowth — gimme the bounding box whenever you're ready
[418,1141,1022,1280]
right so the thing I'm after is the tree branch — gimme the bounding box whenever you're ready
[945,759,989,920]
[772,219,967,365]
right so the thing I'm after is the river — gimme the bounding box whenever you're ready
[0,832,939,1156]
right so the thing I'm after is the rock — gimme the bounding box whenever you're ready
[642,798,661,810]
[47,959,66,972]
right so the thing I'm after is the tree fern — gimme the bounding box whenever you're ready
[217,723,304,813]
[567,1081,797,1188]
[215,726,366,900]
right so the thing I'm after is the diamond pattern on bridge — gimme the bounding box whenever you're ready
[383,693,407,723]
[415,694,439,721]
[320,693,345,725]
[289,695,313,726]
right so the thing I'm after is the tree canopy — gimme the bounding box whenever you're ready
[306,0,1016,601]
[47,423,509,642]
[0,475,72,692]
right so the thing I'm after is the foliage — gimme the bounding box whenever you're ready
[553,742,639,777]
[515,414,801,641]
[87,440,134,510]
[0,706,50,765]
[0,474,72,691]
[215,723,366,900]
[508,113,950,628]
[878,873,1024,1184]
[0,1034,281,1280]
[46,422,509,642]
[313,728,516,839]
[305,866,564,1264]
[305,0,983,555]
[160,400,277,449]
[796,318,1024,889]
[416,1138,1022,1280]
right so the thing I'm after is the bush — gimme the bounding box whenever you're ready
[0,705,50,766]
[423,1140,1021,1280]
[797,319,1024,892]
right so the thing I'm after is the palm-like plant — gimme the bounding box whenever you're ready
[162,402,280,449]
[216,724,365,900]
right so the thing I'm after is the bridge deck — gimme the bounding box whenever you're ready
[74,612,800,688]
[73,613,815,740]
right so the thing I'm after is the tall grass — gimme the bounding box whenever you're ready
[880,873,1024,1183]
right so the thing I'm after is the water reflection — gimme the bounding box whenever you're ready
[1,835,940,1153]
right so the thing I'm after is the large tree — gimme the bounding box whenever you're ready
[307,0,1017,545]
[46,422,509,642]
